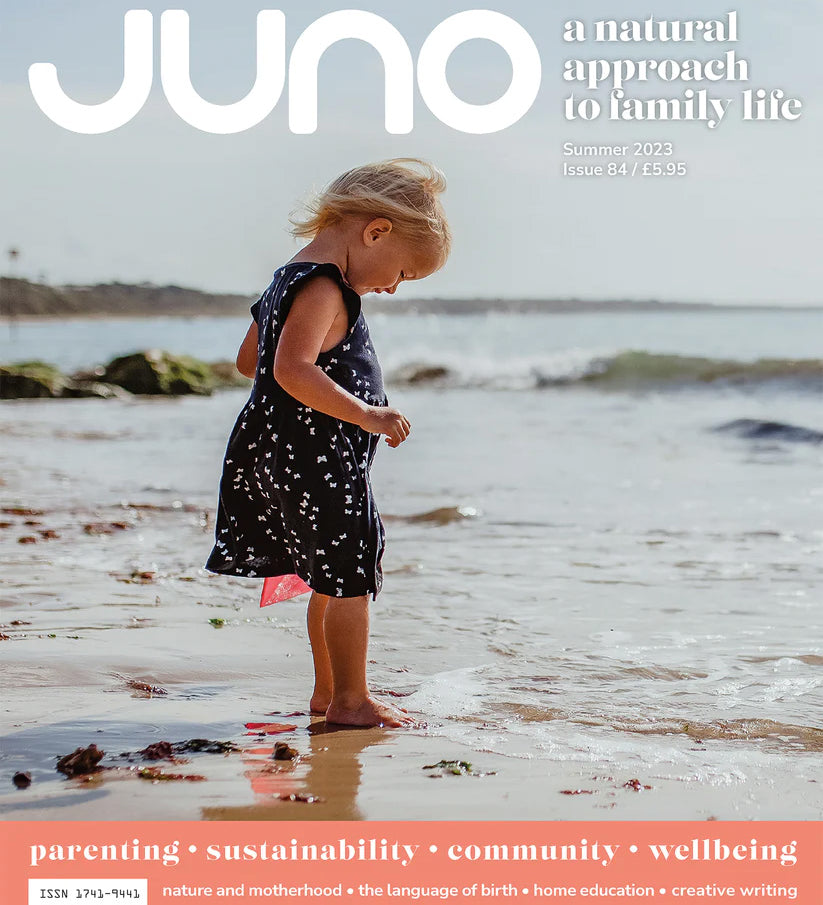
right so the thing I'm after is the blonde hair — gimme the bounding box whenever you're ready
[290,158,451,269]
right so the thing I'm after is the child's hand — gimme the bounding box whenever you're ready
[358,406,411,447]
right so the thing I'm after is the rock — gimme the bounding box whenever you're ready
[103,350,216,396]
[403,506,480,526]
[56,744,105,777]
[138,741,174,760]
[273,742,298,761]
[209,360,252,388]
[13,772,32,789]
[712,418,823,445]
[391,363,451,385]
[0,361,66,398]
[70,366,107,382]
[62,379,132,399]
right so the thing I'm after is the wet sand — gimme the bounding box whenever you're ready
[1,390,821,822]
[2,642,817,822]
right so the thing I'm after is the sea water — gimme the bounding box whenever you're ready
[1,307,821,815]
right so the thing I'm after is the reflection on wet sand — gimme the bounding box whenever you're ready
[202,721,393,822]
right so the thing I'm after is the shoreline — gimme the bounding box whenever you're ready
[2,278,821,323]
[1,300,821,325]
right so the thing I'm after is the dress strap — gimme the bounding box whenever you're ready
[277,262,362,336]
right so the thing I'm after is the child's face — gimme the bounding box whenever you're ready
[346,218,440,297]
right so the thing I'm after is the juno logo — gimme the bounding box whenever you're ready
[28,9,542,135]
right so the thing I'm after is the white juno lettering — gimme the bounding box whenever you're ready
[289,11,413,135]
[161,10,285,134]
[417,11,541,134]
[28,9,541,135]
[28,9,153,134]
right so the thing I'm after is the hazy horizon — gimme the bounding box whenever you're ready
[4,273,822,311]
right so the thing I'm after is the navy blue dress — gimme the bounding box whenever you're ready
[205,261,388,600]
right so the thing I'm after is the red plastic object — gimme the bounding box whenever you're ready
[244,722,298,734]
[260,574,312,607]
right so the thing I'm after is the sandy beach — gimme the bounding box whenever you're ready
[2,310,822,823]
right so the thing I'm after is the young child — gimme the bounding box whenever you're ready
[205,158,450,728]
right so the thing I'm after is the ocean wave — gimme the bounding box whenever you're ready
[385,505,481,526]
[492,704,823,752]
[386,350,823,392]
[711,419,823,444]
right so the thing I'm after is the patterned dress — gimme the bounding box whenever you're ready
[205,261,388,600]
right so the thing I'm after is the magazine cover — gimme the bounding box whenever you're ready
[1,1,821,902]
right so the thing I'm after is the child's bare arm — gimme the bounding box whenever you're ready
[274,276,410,447]
[235,321,258,378]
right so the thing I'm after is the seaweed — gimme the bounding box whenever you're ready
[623,778,652,791]
[137,767,205,782]
[423,759,483,776]
[56,744,105,777]
[174,739,240,754]
[273,742,299,761]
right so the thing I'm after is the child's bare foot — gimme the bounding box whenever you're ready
[325,694,416,728]
[310,690,332,714]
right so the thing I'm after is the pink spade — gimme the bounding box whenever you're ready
[260,574,312,607]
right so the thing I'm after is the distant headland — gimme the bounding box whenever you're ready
[0,277,801,319]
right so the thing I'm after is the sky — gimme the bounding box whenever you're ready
[0,1,822,304]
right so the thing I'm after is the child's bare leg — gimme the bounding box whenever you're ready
[307,591,333,713]
[323,594,413,728]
